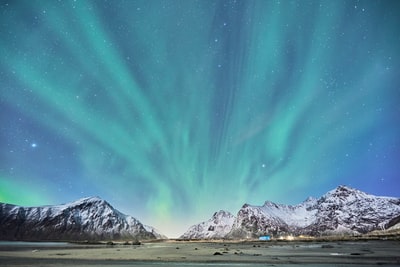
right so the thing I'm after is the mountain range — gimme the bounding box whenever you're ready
[0,196,165,241]
[181,186,400,239]
[2,186,399,241]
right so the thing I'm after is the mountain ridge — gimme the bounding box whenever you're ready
[181,186,400,239]
[0,196,165,241]
[180,210,235,239]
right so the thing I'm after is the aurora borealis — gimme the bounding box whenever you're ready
[1,1,399,237]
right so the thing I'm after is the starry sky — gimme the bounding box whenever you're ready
[1,0,399,237]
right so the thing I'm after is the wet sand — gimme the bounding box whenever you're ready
[0,240,399,266]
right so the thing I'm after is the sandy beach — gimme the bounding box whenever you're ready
[0,239,399,266]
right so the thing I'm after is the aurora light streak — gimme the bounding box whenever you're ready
[1,1,399,237]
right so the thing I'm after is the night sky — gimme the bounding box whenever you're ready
[1,0,399,237]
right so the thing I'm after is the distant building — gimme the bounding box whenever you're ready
[259,235,271,241]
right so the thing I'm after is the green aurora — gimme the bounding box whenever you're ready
[1,1,399,237]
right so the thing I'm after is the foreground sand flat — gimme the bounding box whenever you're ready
[0,240,399,266]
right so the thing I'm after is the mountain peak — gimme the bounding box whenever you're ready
[336,185,354,192]
[76,196,104,203]
[180,210,236,239]
[63,196,110,210]
[323,185,368,202]
[263,200,281,208]
[0,197,161,241]
[212,210,234,219]
[83,196,103,201]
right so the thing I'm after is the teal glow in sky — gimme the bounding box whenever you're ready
[1,1,399,237]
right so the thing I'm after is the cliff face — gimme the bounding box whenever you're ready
[0,197,162,241]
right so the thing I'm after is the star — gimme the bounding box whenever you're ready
[0,0,398,238]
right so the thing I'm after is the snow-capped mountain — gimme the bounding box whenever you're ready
[302,186,400,236]
[143,224,168,239]
[180,210,236,239]
[0,197,164,241]
[228,196,318,238]
[183,186,400,239]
